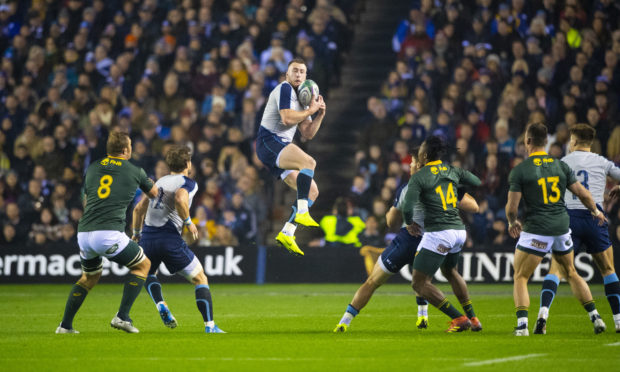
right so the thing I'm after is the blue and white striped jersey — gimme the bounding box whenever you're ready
[563,150,620,210]
[259,81,308,142]
[143,174,198,236]
[395,184,425,230]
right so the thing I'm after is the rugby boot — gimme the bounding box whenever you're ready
[445,315,471,333]
[416,316,428,329]
[533,318,546,334]
[294,211,319,227]
[276,232,304,256]
[333,323,348,333]
[470,316,482,332]
[514,323,529,336]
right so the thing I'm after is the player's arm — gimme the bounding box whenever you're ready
[458,193,479,213]
[386,206,402,228]
[606,160,620,199]
[459,169,482,187]
[298,95,326,140]
[131,196,149,241]
[567,181,607,225]
[279,95,321,126]
[145,183,158,199]
[505,191,522,238]
[401,176,422,236]
[175,188,198,242]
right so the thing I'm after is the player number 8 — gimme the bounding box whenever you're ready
[97,175,113,199]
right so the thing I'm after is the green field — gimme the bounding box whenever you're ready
[1,283,618,371]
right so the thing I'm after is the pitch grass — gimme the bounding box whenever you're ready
[1,283,618,371]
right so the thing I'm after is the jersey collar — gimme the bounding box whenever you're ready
[108,156,125,160]
[425,160,443,166]
[529,151,548,157]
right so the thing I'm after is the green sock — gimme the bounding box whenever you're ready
[438,299,463,319]
[117,274,146,321]
[583,300,596,313]
[461,300,476,318]
[516,307,528,322]
[60,283,89,329]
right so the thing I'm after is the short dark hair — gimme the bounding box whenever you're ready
[334,197,348,217]
[411,146,420,161]
[526,123,548,147]
[569,123,596,146]
[423,135,446,161]
[106,131,130,156]
[287,57,306,68]
[165,145,191,173]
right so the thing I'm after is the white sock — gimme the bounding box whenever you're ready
[588,309,600,320]
[297,199,309,214]
[205,320,215,328]
[418,305,428,317]
[517,317,528,327]
[282,222,297,236]
[538,306,549,320]
[613,313,620,324]
[339,312,354,326]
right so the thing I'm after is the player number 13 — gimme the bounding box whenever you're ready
[435,183,457,210]
[537,176,560,204]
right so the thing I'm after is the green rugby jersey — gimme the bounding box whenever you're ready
[78,156,154,233]
[402,160,481,232]
[508,151,577,236]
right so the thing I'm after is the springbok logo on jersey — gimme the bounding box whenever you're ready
[100,158,109,165]
[533,158,542,166]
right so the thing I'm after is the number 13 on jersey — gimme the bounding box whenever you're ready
[537,176,560,204]
[435,183,457,210]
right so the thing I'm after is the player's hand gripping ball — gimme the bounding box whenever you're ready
[297,79,319,107]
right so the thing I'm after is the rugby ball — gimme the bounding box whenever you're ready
[297,79,319,107]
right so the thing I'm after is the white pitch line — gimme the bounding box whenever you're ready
[605,342,620,347]
[464,353,546,367]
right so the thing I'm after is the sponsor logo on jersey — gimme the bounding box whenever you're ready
[531,239,548,249]
[100,158,122,166]
[100,158,109,165]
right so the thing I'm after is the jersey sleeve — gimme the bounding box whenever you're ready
[393,184,405,208]
[401,174,421,225]
[137,167,154,193]
[458,168,482,187]
[278,83,293,110]
[561,160,577,185]
[181,176,197,192]
[605,158,620,181]
[508,167,522,192]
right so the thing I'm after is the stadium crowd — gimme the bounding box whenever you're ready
[350,0,620,250]
[0,0,356,248]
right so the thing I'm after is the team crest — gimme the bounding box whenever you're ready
[533,158,542,166]
[105,244,119,255]
[430,167,438,174]
[100,158,110,165]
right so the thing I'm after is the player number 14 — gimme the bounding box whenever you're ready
[537,176,560,204]
[435,183,457,210]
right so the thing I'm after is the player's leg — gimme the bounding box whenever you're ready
[513,248,543,335]
[109,237,150,333]
[278,143,319,227]
[440,255,481,331]
[592,247,620,332]
[533,257,563,334]
[191,271,225,333]
[554,250,605,333]
[334,260,391,332]
[277,172,319,255]
[141,239,176,328]
[57,257,102,333]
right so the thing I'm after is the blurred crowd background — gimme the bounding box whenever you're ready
[0,0,619,253]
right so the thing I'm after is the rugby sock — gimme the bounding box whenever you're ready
[60,283,89,329]
[438,298,463,319]
[416,296,428,317]
[538,274,559,319]
[582,300,600,321]
[296,168,314,213]
[603,273,620,316]
[461,300,476,319]
[339,304,359,326]
[516,307,528,327]
[196,284,214,326]
[282,207,298,236]
[145,275,164,304]
[117,274,146,321]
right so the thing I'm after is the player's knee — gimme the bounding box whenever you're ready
[79,272,101,290]
[309,184,319,201]
[191,271,208,286]
[304,156,316,170]
[131,256,151,276]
